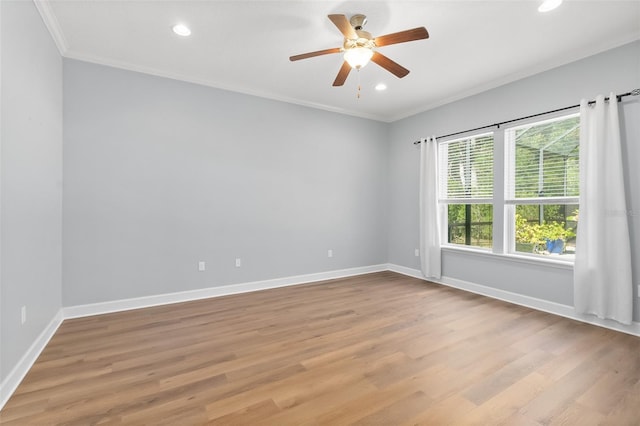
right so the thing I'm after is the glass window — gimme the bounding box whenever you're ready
[505,114,579,258]
[447,204,493,248]
[438,133,494,249]
[514,204,578,256]
[433,113,580,262]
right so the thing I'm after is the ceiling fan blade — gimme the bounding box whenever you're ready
[328,14,358,40]
[371,51,410,78]
[333,61,352,86]
[289,47,342,62]
[374,27,429,47]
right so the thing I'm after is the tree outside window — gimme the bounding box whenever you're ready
[506,113,579,257]
[437,113,579,260]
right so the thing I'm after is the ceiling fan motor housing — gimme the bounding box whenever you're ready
[349,14,368,31]
[289,13,429,85]
[344,14,375,50]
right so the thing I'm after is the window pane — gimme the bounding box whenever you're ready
[514,204,578,256]
[511,115,579,198]
[447,204,493,249]
[440,134,493,200]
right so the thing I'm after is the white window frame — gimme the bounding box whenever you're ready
[438,132,494,251]
[503,112,579,260]
[437,110,580,265]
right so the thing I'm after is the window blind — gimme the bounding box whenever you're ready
[505,114,579,202]
[439,133,494,202]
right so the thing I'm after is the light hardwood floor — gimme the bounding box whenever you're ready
[1,271,639,425]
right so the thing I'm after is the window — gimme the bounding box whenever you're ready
[439,133,494,249]
[505,114,579,258]
[437,112,579,261]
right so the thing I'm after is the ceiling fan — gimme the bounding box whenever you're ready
[289,14,429,87]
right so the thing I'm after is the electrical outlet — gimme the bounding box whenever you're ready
[198,261,205,271]
[327,249,333,258]
[235,258,242,267]
[415,248,420,257]
[21,306,27,325]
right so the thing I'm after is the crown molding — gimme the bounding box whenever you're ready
[62,50,388,123]
[389,33,640,123]
[33,0,68,55]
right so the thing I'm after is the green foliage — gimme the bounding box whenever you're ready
[515,213,576,246]
[567,209,579,222]
[443,116,580,253]
[514,116,580,198]
[447,204,493,248]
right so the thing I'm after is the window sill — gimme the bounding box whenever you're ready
[441,245,574,270]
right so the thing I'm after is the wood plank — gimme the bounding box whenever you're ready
[2,271,639,425]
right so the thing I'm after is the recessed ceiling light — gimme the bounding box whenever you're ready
[172,24,191,37]
[375,83,387,91]
[538,0,562,13]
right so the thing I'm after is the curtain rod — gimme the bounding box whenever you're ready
[413,89,640,145]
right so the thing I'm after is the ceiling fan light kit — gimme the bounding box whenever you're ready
[344,47,374,69]
[290,14,429,87]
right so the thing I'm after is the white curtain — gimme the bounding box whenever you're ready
[574,93,633,325]
[419,136,442,279]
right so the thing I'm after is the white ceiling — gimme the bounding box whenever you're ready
[37,0,640,122]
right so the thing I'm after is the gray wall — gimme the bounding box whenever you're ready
[387,41,640,321]
[62,59,389,306]
[1,1,63,383]
[2,6,637,392]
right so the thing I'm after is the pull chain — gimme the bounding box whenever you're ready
[356,69,361,99]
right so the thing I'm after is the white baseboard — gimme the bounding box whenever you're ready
[1,264,386,410]
[384,263,424,279]
[386,263,640,337]
[63,264,388,319]
[3,262,637,411]
[0,310,64,410]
